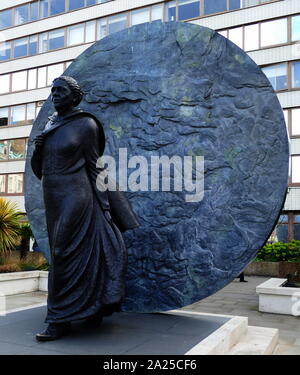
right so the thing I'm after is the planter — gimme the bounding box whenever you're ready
[256,278,300,316]
[245,261,300,281]
[0,271,48,296]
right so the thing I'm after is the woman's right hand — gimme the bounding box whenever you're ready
[34,134,45,150]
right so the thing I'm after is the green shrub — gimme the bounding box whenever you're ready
[256,240,300,262]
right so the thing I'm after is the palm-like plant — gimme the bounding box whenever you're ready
[0,198,23,255]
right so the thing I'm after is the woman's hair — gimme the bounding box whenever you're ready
[52,76,84,107]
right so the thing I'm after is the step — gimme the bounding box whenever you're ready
[226,326,278,355]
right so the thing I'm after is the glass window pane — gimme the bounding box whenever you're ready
[165,1,176,21]
[13,38,28,58]
[11,105,26,125]
[49,29,65,50]
[0,108,9,126]
[178,0,200,21]
[12,71,27,92]
[68,24,84,46]
[292,62,300,88]
[228,27,243,49]
[38,67,47,88]
[243,0,259,6]
[27,103,36,122]
[291,108,300,136]
[292,16,300,42]
[0,74,10,94]
[262,63,287,91]
[229,0,241,10]
[7,174,23,193]
[28,69,37,90]
[86,21,96,43]
[0,175,5,193]
[97,19,107,39]
[0,140,8,160]
[50,0,65,16]
[0,42,11,61]
[292,156,300,183]
[39,33,48,53]
[204,0,227,15]
[69,0,85,10]
[131,8,150,26]
[261,18,287,47]
[282,109,288,132]
[152,4,163,21]
[40,0,49,18]
[14,5,29,25]
[87,0,96,5]
[218,30,227,38]
[47,63,64,86]
[244,24,259,51]
[0,9,13,29]
[108,14,127,35]
[30,2,39,21]
[29,35,38,56]
[9,139,26,159]
[294,215,300,223]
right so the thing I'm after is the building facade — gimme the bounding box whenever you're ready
[0,0,299,240]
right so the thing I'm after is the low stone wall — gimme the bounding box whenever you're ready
[0,271,48,296]
[245,261,300,281]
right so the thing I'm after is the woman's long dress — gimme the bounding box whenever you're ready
[31,110,127,323]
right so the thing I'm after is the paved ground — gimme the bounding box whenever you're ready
[2,276,300,354]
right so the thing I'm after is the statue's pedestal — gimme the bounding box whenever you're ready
[0,305,277,355]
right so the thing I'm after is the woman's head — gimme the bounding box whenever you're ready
[52,76,84,107]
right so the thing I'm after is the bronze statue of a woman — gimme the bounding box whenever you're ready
[31,76,138,341]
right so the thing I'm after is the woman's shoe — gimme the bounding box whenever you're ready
[36,322,71,342]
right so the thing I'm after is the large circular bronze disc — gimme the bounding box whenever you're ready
[25,22,289,312]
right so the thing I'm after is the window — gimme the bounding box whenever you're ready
[28,69,37,90]
[204,0,227,15]
[108,14,127,35]
[47,64,64,86]
[0,9,12,29]
[69,0,85,11]
[228,27,243,49]
[0,175,5,193]
[292,15,300,42]
[0,108,8,126]
[14,4,29,25]
[262,63,287,91]
[38,67,47,88]
[229,0,241,10]
[12,71,27,92]
[7,174,23,194]
[131,8,150,26]
[49,29,65,50]
[39,33,48,53]
[68,24,85,46]
[0,75,10,94]
[30,2,39,21]
[97,19,107,39]
[50,0,65,16]
[0,173,24,194]
[0,42,11,61]
[166,1,176,21]
[152,4,163,21]
[40,0,49,19]
[27,103,36,122]
[11,105,26,125]
[0,141,8,160]
[244,24,259,51]
[243,0,259,6]
[86,21,96,43]
[9,139,26,159]
[29,36,38,56]
[13,38,28,58]
[292,156,300,183]
[291,109,300,136]
[292,62,300,88]
[178,0,200,21]
[261,18,287,47]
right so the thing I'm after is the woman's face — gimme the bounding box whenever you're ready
[51,79,75,112]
